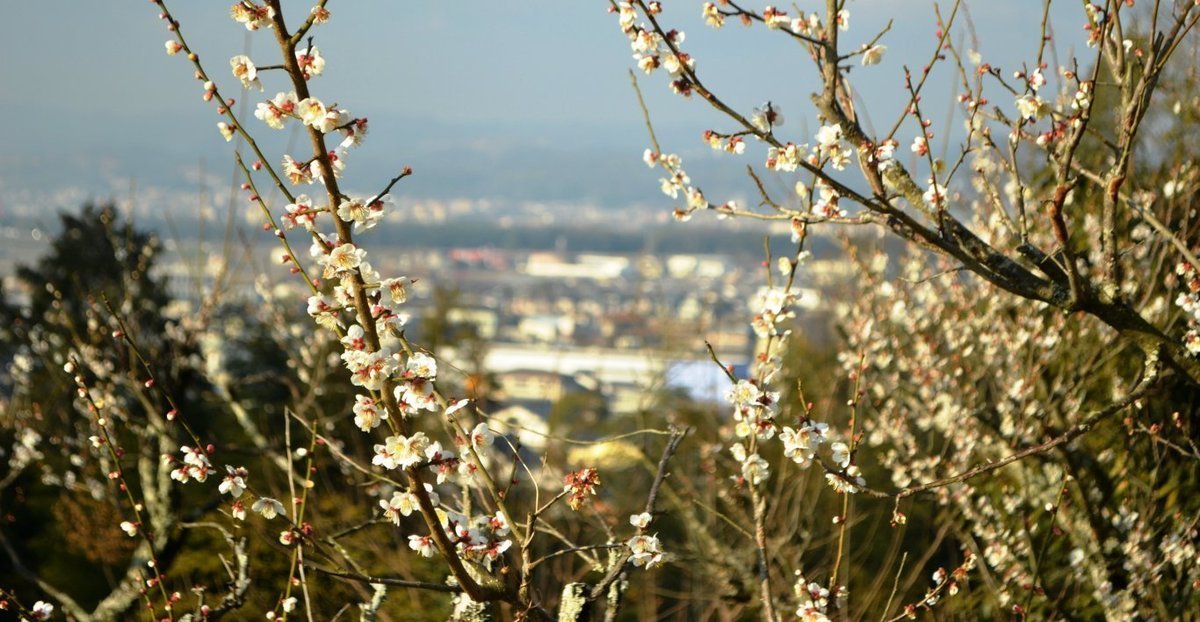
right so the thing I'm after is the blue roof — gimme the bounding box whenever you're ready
[664,360,750,403]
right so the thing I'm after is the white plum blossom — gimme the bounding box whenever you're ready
[282,154,313,185]
[381,277,409,306]
[750,286,798,337]
[343,349,395,391]
[324,243,365,278]
[626,533,665,568]
[685,187,707,212]
[373,432,431,470]
[1071,81,1093,111]
[426,442,461,484]
[780,422,827,467]
[393,352,439,412]
[1015,94,1050,121]
[1028,67,1046,91]
[339,117,369,149]
[751,102,784,132]
[251,497,286,520]
[31,601,54,620]
[281,193,317,230]
[295,46,325,79]
[467,422,494,449]
[826,465,866,494]
[911,135,929,156]
[836,8,850,31]
[702,2,724,28]
[795,577,832,621]
[335,196,368,225]
[171,445,213,483]
[255,91,298,130]
[791,13,822,35]
[861,44,886,66]
[814,124,850,170]
[630,512,652,529]
[730,442,770,486]
[335,195,387,231]
[217,122,235,142]
[229,55,262,90]
[352,394,387,431]
[812,179,844,219]
[923,179,947,207]
[339,324,367,351]
[165,40,183,55]
[297,97,328,129]
[396,378,437,413]
[762,6,791,29]
[306,293,338,329]
[437,510,513,564]
[830,441,851,469]
[404,352,438,379]
[120,520,138,537]
[230,2,275,30]
[219,465,248,498]
[311,151,346,183]
[872,139,898,172]
[815,124,841,149]
[231,500,246,521]
[766,143,803,172]
[384,492,422,525]
[381,484,439,524]
[1173,260,1200,355]
[726,378,780,439]
[408,534,437,557]
[725,379,762,407]
[661,51,693,76]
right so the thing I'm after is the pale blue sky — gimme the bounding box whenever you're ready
[0,1,1087,212]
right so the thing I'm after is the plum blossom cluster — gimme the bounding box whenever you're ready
[626,512,665,569]
[749,286,798,338]
[168,445,213,483]
[724,271,861,494]
[725,379,780,440]
[432,509,512,566]
[1012,64,1053,123]
[174,2,520,587]
[618,4,884,228]
[380,483,440,525]
[643,148,709,221]
[31,600,55,620]
[703,3,849,37]
[614,2,695,96]
[896,553,977,618]
[373,432,431,470]
[1173,259,1200,356]
[814,123,850,171]
[792,571,844,622]
[254,90,366,180]
[703,129,747,155]
[336,194,392,232]
[229,2,274,31]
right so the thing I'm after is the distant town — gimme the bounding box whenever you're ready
[1,194,871,430]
